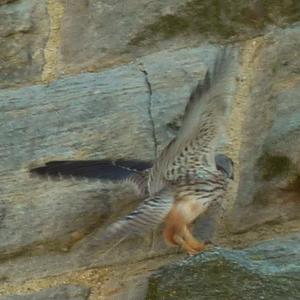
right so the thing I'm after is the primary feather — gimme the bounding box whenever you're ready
[148,47,234,195]
[100,189,174,240]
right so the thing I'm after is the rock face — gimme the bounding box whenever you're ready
[0,0,300,299]
[228,25,300,233]
[54,0,300,76]
[0,285,90,300]
[146,233,300,299]
[2,1,299,84]
[0,0,49,87]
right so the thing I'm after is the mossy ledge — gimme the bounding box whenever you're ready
[129,0,300,47]
[257,153,291,181]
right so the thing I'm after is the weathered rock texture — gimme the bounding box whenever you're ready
[227,25,300,233]
[0,285,90,300]
[1,1,300,84]
[146,233,300,299]
[0,0,49,87]
[54,0,300,77]
[0,0,300,299]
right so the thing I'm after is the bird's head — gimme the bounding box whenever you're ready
[215,154,234,180]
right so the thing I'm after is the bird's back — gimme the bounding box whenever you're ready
[148,47,235,195]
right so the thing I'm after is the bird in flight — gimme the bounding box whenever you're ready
[30,48,234,255]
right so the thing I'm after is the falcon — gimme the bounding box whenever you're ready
[30,48,234,254]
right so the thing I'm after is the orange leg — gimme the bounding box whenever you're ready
[163,204,206,255]
[181,226,205,254]
[173,234,200,255]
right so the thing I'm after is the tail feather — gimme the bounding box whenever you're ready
[30,159,152,181]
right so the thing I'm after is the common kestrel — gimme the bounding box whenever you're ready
[31,47,234,254]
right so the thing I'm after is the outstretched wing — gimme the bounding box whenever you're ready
[100,188,174,241]
[149,47,236,194]
[30,159,152,196]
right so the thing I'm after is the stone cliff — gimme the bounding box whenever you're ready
[0,1,299,299]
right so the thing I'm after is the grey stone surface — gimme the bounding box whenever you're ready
[58,0,300,75]
[0,45,238,282]
[146,233,300,299]
[0,62,152,280]
[0,0,49,87]
[59,0,188,74]
[0,63,151,258]
[106,276,149,300]
[0,285,90,300]
[0,0,17,4]
[228,25,300,233]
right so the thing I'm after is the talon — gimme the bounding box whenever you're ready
[187,250,197,256]
[204,239,216,245]
[186,245,205,255]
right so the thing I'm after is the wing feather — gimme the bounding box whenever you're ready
[100,189,174,241]
[149,47,236,194]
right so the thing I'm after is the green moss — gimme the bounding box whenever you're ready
[130,15,190,46]
[284,175,300,193]
[263,0,300,24]
[257,153,291,181]
[129,0,300,47]
[252,190,271,205]
[271,62,279,74]
[250,255,264,261]
[146,15,190,39]
[146,254,300,299]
